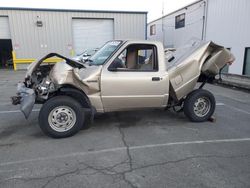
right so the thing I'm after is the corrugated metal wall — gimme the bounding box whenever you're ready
[147,19,164,45]
[0,9,146,59]
[205,0,250,75]
[147,0,205,48]
[148,0,250,75]
[72,18,114,54]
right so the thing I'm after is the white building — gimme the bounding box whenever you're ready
[147,0,250,76]
[0,7,147,70]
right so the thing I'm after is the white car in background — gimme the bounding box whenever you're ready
[73,48,99,62]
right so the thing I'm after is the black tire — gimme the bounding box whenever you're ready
[183,89,215,122]
[38,96,85,138]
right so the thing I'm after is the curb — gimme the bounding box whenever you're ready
[215,73,250,91]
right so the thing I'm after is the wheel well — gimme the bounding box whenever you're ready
[198,73,215,83]
[56,85,91,109]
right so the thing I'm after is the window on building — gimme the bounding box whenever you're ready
[175,13,185,29]
[243,47,250,76]
[150,24,156,35]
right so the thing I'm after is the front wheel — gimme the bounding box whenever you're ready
[39,96,85,138]
[183,89,215,122]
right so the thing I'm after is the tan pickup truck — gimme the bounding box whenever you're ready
[12,40,234,138]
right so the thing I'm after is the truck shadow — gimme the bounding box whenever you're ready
[92,109,187,129]
[0,109,188,139]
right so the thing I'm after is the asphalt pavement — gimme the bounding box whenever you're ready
[0,70,250,188]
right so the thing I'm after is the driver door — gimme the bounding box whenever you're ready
[101,43,169,112]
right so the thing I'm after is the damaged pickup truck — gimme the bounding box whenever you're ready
[12,40,234,138]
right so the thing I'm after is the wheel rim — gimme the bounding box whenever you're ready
[193,97,211,117]
[48,106,76,132]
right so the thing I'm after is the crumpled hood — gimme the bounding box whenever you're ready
[47,60,102,95]
[25,53,85,78]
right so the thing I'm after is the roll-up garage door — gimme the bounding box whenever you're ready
[72,19,114,55]
[0,17,11,39]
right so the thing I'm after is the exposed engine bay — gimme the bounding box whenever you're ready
[13,53,87,118]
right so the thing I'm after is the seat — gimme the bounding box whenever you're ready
[126,50,137,69]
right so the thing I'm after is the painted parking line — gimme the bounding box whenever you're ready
[0,102,248,115]
[216,102,225,106]
[216,102,250,115]
[225,104,250,115]
[0,109,40,114]
[0,103,225,113]
[1,137,250,167]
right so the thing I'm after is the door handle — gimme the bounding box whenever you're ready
[152,77,161,81]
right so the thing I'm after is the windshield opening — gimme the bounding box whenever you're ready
[88,41,122,66]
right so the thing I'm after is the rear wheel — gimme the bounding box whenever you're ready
[39,96,85,138]
[183,89,215,122]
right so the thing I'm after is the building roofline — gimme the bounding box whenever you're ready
[0,7,147,14]
[148,0,204,24]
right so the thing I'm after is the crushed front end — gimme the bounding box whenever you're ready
[11,53,85,118]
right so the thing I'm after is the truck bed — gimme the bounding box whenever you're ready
[165,40,234,100]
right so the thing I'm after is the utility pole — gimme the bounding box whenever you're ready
[162,0,165,47]
[201,0,207,40]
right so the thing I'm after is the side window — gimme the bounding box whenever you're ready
[150,24,156,35]
[109,44,158,71]
[175,13,185,29]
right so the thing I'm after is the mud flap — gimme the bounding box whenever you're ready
[17,83,36,119]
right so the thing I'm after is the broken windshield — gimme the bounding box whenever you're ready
[88,41,122,66]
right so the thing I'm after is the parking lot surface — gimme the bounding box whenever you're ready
[0,70,250,188]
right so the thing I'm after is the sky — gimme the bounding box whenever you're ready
[0,0,196,22]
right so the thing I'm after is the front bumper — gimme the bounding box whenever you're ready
[11,83,36,119]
